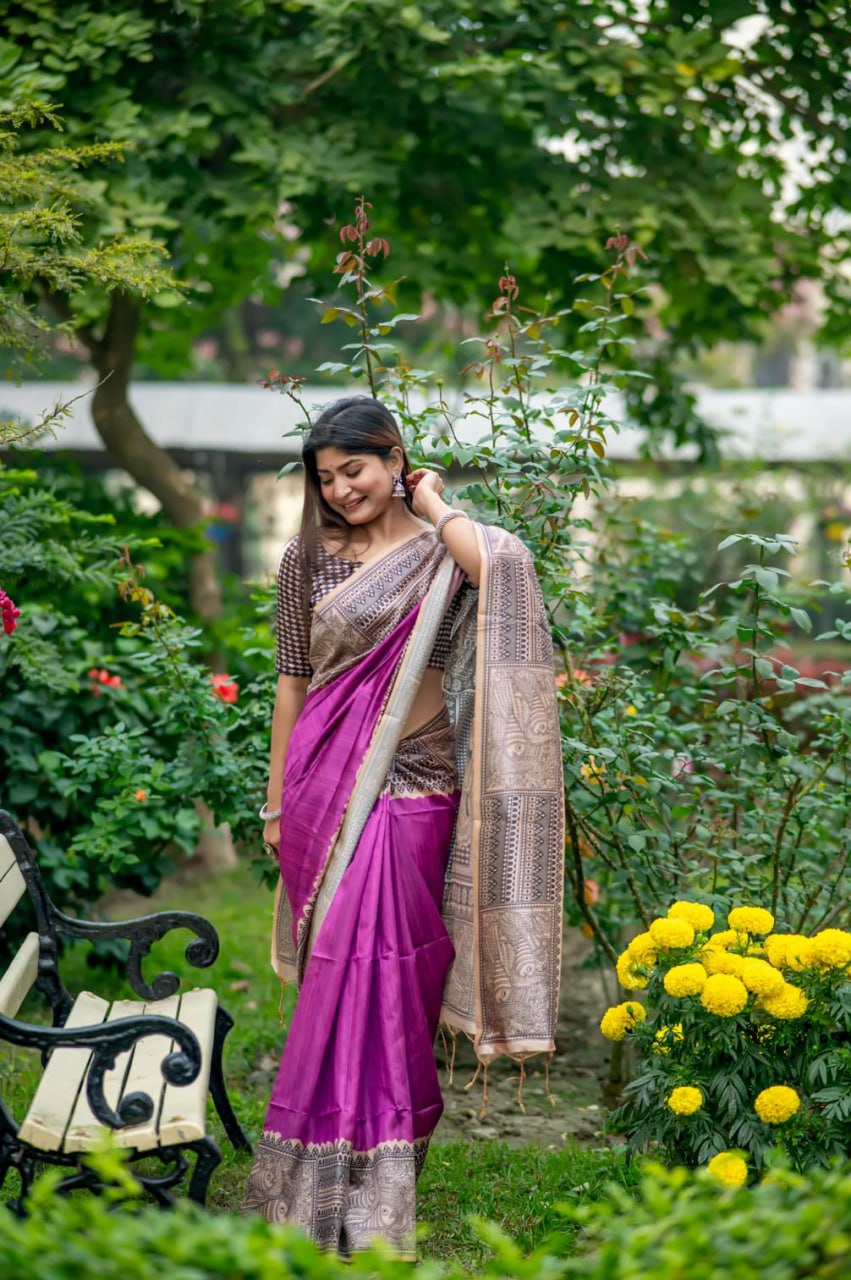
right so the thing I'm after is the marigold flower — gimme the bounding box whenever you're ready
[754,1086,801,1125]
[809,928,851,971]
[211,673,239,703]
[728,906,775,935]
[668,900,715,932]
[663,963,707,997]
[707,929,745,950]
[134,789,148,802]
[667,1085,703,1116]
[701,946,745,977]
[760,982,809,1020]
[616,951,649,991]
[700,973,748,1017]
[739,957,785,998]
[653,1023,683,1055]
[784,936,814,971]
[580,756,606,783]
[764,934,813,970]
[706,1152,748,1188]
[599,1001,646,1041]
[627,932,658,964]
[649,917,695,950]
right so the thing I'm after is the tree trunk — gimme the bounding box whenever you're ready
[84,295,235,876]
[87,294,222,623]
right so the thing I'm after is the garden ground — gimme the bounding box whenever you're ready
[1,859,627,1268]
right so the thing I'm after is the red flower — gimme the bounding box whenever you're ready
[88,668,123,692]
[0,588,21,636]
[211,673,238,704]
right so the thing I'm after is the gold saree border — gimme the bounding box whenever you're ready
[243,1130,428,1258]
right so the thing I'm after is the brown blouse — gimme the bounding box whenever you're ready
[275,536,464,678]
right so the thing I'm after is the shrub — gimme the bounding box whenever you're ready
[556,1159,851,1280]
[603,899,851,1174]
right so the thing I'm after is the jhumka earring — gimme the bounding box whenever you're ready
[392,473,406,498]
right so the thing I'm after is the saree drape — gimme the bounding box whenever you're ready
[243,525,564,1255]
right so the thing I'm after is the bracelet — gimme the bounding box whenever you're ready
[435,510,468,543]
[259,802,282,821]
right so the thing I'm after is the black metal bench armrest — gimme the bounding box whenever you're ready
[0,1009,202,1133]
[49,906,220,1000]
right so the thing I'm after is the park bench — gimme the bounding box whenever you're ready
[0,809,250,1211]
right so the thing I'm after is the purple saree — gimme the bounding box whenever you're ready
[243,528,564,1255]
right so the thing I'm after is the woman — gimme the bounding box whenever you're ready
[243,396,564,1256]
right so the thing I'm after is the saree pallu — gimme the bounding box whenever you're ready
[243,527,564,1255]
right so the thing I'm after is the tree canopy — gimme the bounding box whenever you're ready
[1,0,848,606]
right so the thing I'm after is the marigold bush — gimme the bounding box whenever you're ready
[606,899,851,1174]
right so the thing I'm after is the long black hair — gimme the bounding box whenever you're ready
[297,396,414,617]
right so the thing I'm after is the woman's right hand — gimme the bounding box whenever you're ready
[263,817,281,857]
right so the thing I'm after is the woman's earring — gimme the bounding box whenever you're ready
[392,473,406,498]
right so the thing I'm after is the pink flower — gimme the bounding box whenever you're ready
[0,589,21,636]
[673,753,694,778]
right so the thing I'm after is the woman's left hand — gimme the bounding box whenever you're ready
[405,469,444,518]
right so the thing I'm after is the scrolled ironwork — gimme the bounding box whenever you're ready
[49,907,220,1001]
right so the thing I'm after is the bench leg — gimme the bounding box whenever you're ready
[186,1137,221,1206]
[210,1006,252,1152]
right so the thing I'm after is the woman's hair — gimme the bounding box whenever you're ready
[297,396,414,618]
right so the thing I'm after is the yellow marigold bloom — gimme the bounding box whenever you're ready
[760,982,809,1020]
[764,934,797,969]
[701,946,745,977]
[653,1023,683,1054]
[728,906,775,935]
[599,1001,646,1041]
[700,973,748,1016]
[754,1086,801,1125]
[707,1152,748,1188]
[667,1085,703,1115]
[707,929,742,950]
[668,900,715,932]
[649,917,695,949]
[664,963,707,997]
[739,958,785,998]
[627,932,658,964]
[580,756,606,783]
[764,934,786,967]
[809,928,851,971]
[616,951,649,991]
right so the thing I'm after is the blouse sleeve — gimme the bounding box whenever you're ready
[275,538,312,677]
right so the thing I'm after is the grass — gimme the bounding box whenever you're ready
[1,864,637,1265]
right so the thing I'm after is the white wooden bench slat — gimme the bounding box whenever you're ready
[0,831,16,879]
[0,930,39,1018]
[111,994,180,1153]
[18,991,110,1152]
[63,997,156,1154]
[159,988,217,1147]
[0,835,27,930]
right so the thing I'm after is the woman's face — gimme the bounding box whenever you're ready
[314,446,401,524]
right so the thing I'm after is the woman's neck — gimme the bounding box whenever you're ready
[326,506,427,560]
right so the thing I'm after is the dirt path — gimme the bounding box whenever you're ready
[436,929,614,1148]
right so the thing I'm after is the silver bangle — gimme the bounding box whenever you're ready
[435,510,468,543]
[259,802,281,821]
